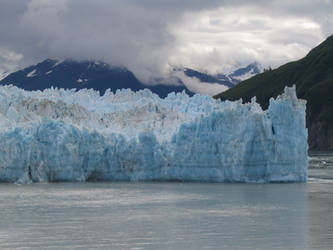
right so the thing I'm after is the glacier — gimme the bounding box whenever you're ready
[0,85,308,183]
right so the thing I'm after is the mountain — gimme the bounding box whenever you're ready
[215,35,333,150]
[227,62,261,82]
[0,59,261,98]
[0,59,193,98]
[182,68,234,88]
[181,62,261,87]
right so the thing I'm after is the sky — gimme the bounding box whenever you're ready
[0,0,332,91]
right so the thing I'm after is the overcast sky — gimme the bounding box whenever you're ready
[0,0,332,85]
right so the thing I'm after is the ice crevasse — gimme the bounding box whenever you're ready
[0,85,308,183]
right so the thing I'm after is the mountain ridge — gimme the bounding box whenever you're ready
[0,59,261,97]
[0,59,193,98]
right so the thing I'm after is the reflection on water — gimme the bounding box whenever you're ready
[0,182,325,250]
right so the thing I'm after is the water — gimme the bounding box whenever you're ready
[0,157,332,249]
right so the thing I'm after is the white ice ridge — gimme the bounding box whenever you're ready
[0,85,308,183]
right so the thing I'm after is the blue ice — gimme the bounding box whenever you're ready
[0,85,308,183]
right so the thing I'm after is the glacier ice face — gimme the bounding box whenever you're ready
[0,85,308,183]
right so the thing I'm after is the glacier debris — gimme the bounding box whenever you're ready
[0,85,308,183]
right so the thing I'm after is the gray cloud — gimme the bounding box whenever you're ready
[0,0,332,91]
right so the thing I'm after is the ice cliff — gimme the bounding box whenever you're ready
[0,85,308,183]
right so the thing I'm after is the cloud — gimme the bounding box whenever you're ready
[169,4,327,73]
[0,0,332,88]
[0,48,23,79]
[174,71,229,96]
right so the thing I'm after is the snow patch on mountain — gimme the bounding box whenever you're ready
[232,68,258,82]
[0,71,10,81]
[52,59,64,68]
[26,69,37,78]
[77,78,88,83]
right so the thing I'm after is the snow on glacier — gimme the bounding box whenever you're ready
[0,85,308,183]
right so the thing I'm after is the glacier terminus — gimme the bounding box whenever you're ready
[0,85,308,183]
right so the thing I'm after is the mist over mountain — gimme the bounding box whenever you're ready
[0,59,261,97]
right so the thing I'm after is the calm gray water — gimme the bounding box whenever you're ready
[0,156,333,249]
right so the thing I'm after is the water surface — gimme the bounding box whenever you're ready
[1,154,333,249]
[0,180,332,249]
